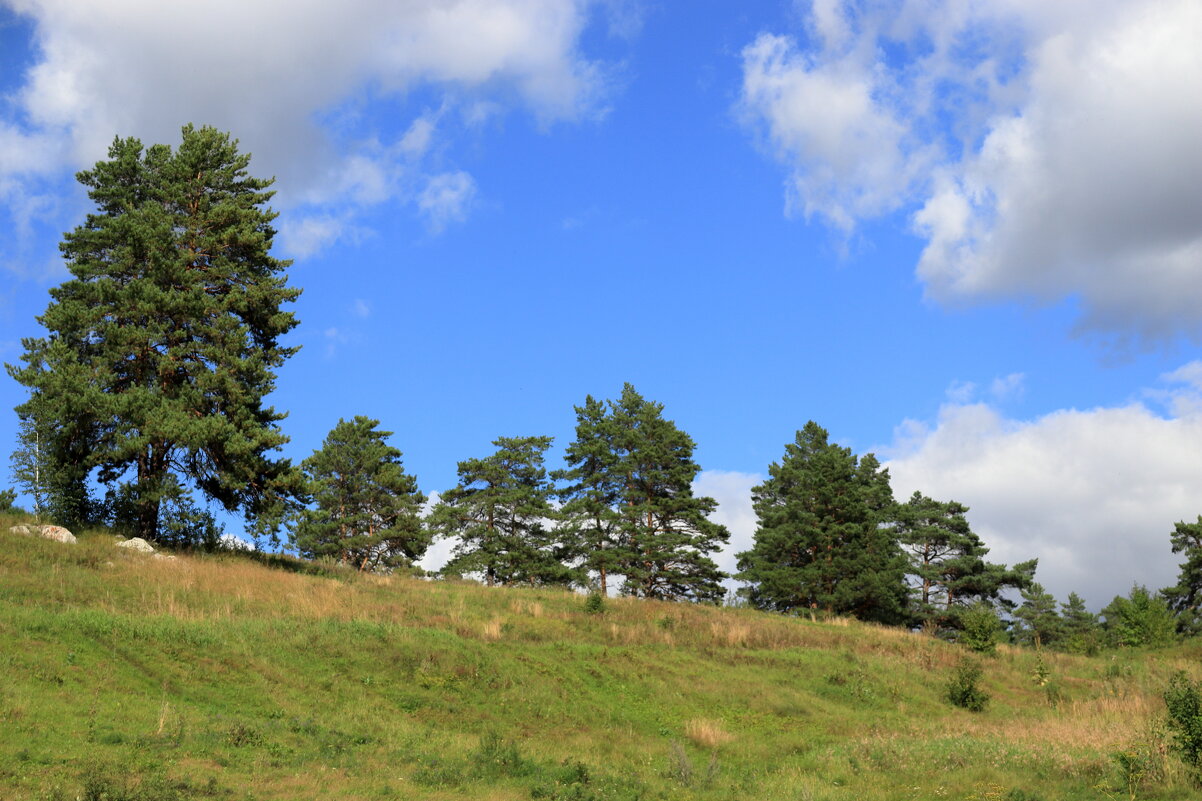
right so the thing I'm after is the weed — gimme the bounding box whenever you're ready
[470,731,533,779]
[412,758,465,788]
[224,722,263,748]
[666,742,693,786]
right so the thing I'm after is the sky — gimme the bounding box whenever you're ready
[1,0,1201,610]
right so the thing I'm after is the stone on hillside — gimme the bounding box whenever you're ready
[116,537,156,554]
[37,525,76,544]
[152,553,178,562]
[6,524,76,544]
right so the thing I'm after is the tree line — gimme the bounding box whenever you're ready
[6,126,1202,647]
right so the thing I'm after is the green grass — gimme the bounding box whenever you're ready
[2,513,1201,800]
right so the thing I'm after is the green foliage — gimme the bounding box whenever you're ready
[1163,516,1202,635]
[432,436,574,586]
[555,395,624,596]
[0,488,16,513]
[1060,592,1101,655]
[736,421,907,624]
[558,385,729,602]
[1163,671,1202,771]
[1102,585,1177,649]
[469,731,534,779]
[7,125,300,542]
[10,408,97,527]
[1012,582,1063,649]
[946,658,989,712]
[959,602,1002,654]
[293,416,427,571]
[584,592,606,615]
[895,491,1037,635]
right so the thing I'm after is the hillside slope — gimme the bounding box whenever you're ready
[1,517,1198,800]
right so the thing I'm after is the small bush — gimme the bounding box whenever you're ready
[1164,671,1202,770]
[946,659,989,712]
[584,593,606,615]
[959,603,1001,654]
[470,731,533,779]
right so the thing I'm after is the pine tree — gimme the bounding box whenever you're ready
[1060,592,1101,655]
[894,491,1035,632]
[293,417,428,571]
[431,436,573,587]
[736,422,908,624]
[1163,516,1202,634]
[6,125,300,541]
[606,385,729,602]
[554,395,623,594]
[1012,582,1062,649]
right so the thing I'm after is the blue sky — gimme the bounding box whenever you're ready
[2,0,1201,608]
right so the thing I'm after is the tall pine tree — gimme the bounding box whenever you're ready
[607,385,729,602]
[7,125,300,541]
[736,422,908,624]
[554,395,624,594]
[293,417,428,571]
[431,436,573,587]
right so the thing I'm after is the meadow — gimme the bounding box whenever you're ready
[1,513,1199,800]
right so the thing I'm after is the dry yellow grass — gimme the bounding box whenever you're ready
[684,718,734,749]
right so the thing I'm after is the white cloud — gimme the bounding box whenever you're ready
[884,362,1202,609]
[694,470,761,582]
[0,0,613,251]
[741,0,1202,341]
[418,170,477,232]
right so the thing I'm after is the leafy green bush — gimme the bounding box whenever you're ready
[1101,585,1177,648]
[959,603,1001,654]
[946,659,989,712]
[1164,671,1202,771]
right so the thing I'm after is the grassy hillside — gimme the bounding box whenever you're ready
[1,514,1199,800]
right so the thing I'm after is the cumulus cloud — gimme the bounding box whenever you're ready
[740,0,1202,341]
[884,363,1202,609]
[0,0,614,252]
[694,470,761,582]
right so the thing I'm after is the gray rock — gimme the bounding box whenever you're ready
[116,537,156,554]
[152,553,178,562]
[7,524,76,544]
[38,525,77,544]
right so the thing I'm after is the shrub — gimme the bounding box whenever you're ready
[946,659,989,712]
[959,603,1001,654]
[584,593,606,615]
[1164,671,1202,771]
[469,731,533,779]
